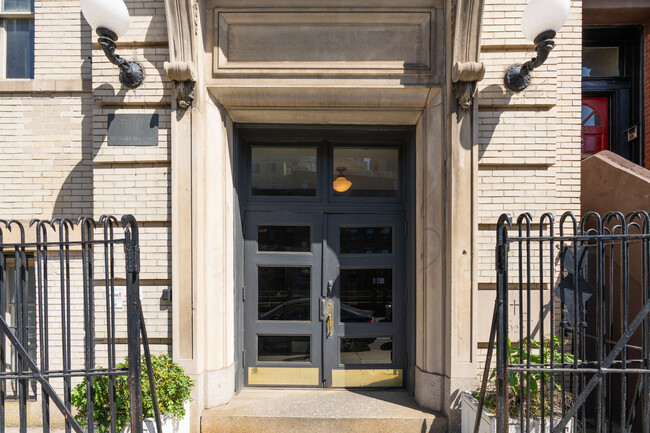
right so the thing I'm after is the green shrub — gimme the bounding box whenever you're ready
[72,354,195,433]
[483,336,575,417]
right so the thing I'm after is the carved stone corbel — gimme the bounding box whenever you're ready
[451,0,486,110]
[452,61,485,110]
[165,61,197,109]
[164,0,197,109]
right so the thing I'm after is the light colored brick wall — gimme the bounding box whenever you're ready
[87,0,173,359]
[34,0,91,81]
[0,0,173,408]
[0,94,93,219]
[476,0,583,379]
[93,165,171,221]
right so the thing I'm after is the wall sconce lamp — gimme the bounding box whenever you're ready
[504,0,570,92]
[333,167,352,193]
[81,0,144,89]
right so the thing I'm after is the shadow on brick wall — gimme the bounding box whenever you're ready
[477,83,512,161]
[51,95,95,220]
[52,17,94,221]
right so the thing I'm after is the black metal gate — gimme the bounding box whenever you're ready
[0,215,161,433]
[475,211,650,433]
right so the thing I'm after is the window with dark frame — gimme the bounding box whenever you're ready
[0,0,34,79]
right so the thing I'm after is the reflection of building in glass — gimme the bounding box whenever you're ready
[251,147,317,195]
[333,148,399,197]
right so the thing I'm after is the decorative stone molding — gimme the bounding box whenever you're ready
[165,61,197,109]
[450,0,486,109]
[164,0,197,109]
[213,11,433,74]
[452,61,485,109]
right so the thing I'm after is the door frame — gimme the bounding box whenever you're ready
[233,125,416,392]
[582,26,644,164]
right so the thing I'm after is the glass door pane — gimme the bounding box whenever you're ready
[244,212,323,387]
[323,213,405,388]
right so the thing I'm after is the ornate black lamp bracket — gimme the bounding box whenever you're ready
[96,27,144,89]
[504,30,556,92]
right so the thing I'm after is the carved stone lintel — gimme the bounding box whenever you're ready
[453,81,476,110]
[165,61,197,109]
[452,61,484,110]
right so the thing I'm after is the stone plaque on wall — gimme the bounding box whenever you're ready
[107,114,159,146]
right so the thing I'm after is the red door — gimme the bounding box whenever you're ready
[581,96,609,154]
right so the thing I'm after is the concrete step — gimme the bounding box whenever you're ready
[202,389,447,433]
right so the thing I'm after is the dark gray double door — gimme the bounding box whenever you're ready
[244,211,405,388]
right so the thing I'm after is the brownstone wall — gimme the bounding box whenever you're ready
[645,29,650,168]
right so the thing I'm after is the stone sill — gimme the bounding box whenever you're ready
[0,79,91,93]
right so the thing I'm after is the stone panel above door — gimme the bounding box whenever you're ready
[212,11,436,77]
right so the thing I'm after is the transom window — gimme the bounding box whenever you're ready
[0,0,34,79]
[244,138,404,204]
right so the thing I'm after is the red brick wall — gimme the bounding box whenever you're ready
[645,30,650,168]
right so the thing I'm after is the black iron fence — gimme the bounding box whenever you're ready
[0,216,160,433]
[476,211,650,433]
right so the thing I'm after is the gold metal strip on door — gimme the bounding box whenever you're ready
[248,367,320,386]
[331,369,403,387]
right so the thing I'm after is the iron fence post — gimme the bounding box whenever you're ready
[0,223,5,430]
[123,216,142,433]
[496,214,511,433]
[0,215,156,433]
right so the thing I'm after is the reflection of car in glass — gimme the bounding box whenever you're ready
[259,298,375,322]
[259,299,376,359]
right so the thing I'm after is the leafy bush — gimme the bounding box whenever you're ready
[72,354,195,433]
[483,336,575,417]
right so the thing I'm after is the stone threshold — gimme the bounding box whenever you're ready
[201,388,447,433]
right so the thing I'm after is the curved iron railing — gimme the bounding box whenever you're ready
[475,211,650,433]
[0,215,160,433]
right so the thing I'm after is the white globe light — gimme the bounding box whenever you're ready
[521,0,570,42]
[81,0,130,38]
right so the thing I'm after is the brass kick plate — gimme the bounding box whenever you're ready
[248,367,320,386]
[332,369,403,387]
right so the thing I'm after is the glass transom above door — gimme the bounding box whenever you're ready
[243,139,404,204]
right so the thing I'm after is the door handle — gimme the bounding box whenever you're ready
[325,298,334,338]
[320,297,334,338]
